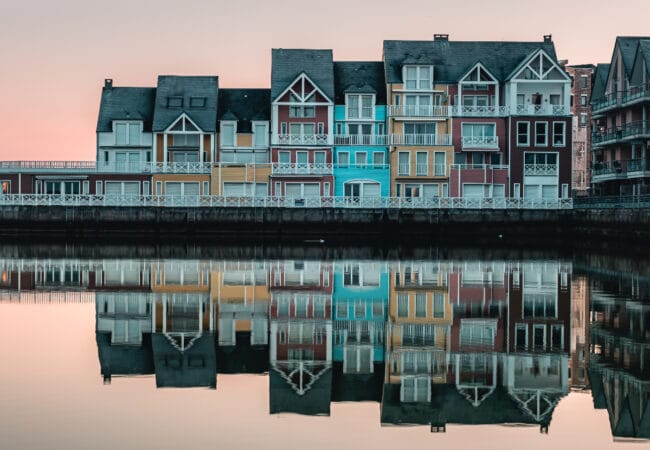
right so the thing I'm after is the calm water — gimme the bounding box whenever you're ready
[0,248,648,449]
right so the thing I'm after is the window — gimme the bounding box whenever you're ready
[415,293,427,318]
[462,95,489,107]
[580,113,587,127]
[517,122,530,146]
[524,152,557,166]
[552,122,565,146]
[398,152,410,175]
[189,97,206,108]
[314,151,326,165]
[221,122,236,147]
[580,75,588,89]
[515,324,528,350]
[348,123,372,136]
[337,302,348,319]
[404,122,436,135]
[114,122,140,146]
[535,122,548,146]
[404,94,432,114]
[289,123,315,137]
[551,324,564,350]
[347,94,373,119]
[373,152,385,167]
[95,181,102,195]
[433,292,445,318]
[397,294,409,318]
[1,180,10,194]
[253,122,268,147]
[404,65,433,90]
[280,122,287,134]
[416,152,428,175]
[562,183,569,198]
[167,96,183,108]
[434,152,445,176]
[462,123,496,142]
[338,152,349,167]
[580,95,587,106]
[356,152,367,167]
[317,122,324,134]
[289,106,315,118]
[533,325,546,350]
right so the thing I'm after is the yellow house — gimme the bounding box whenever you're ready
[211,164,271,197]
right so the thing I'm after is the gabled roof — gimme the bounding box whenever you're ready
[591,64,610,102]
[95,331,154,377]
[383,39,558,84]
[217,89,271,133]
[269,368,332,416]
[96,86,156,133]
[216,332,269,374]
[633,40,650,78]
[506,48,570,81]
[271,49,334,101]
[333,61,386,104]
[152,76,218,132]
[151,333,217,388]
[615,36,650,78]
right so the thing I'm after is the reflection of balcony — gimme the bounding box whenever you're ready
[275,134,329,145]
[388,105,449,118]
[391,134,452,146]
[462,136,499,149]
[334,134,388,146]
[271,163,333,175]
[514,105,570,116]
[524,164,558,176]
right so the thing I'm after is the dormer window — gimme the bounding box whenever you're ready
[404,65,433,90]
[346,94,374,119]
[167,96,183,108]
[220,121,236,147]
[189,97,206,108]
[253,122,269,147]
[114,121,141,146]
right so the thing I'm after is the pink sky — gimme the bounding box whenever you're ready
[1,0,649,161]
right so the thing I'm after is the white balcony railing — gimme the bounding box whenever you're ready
[275,134,329,145]
[334,135,388,146]
[514,105,570,116]
[461,136,499,149]
[0,194,574,210]
[0,161,214,174]
[524,164,558,176]
[271,163,333,175]
[390,134,452,146]
[450,105,509,117]
[388,105,449,118]
[0,161,96,172]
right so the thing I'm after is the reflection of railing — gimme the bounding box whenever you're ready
[0,194,574,209]
[462,136,499,148]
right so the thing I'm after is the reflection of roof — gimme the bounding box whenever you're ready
[331,362,384,402]
[96,331,154,377]
[269,367,332,416]
[216,332,269,374]
[151,333,217,388]
[381,384,562,427]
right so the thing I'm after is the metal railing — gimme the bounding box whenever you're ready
[390,134,452,146]
[271,163,333,175]
[0,194,574,209]
[524,164,558,176]
[622,84,650,105]
[388,105,449,117]
[591,92,620,113]
[462,136,499,149]
[334,135,389,146]
[592,121,650,145]
[592,159,650,179]
[274,134,329,145]
[573,195,650,209]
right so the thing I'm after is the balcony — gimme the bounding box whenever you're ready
[451,104,508,117]
[390,134,452,146]
[524,164,558,176]
[461,136,499,149]
[513,105,570,116]
[0,161,214,174]
[591,92,620,114]
[334,134,388,146]
[592,121,650,147]
[388,105,449,118]
[592,159,650,183]
[274,134,329,146]
[0,161,96,173]
[271,163,333,175]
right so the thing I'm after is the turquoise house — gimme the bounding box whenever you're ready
[333,62,390,199]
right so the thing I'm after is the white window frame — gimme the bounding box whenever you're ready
[252,121,269,147]
[517,122,530,146]
[434,152,446,176]
[552,121,565,147]
[580,95,587,106]
[416,151,428,176]
[95,181,102,195]
[338,151,350,168]
[113,121,142,146]
[220,121,237,147]
[346,94,375,120]
[515,323,528,350]
[534,122,548,147]
[403,65,433,91]
[398,151,411,176]
[533,324,546,350]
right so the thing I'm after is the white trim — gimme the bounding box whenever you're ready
[272,72,334,104]
[509,49,571,82]
[534,122,548,147]
[551,121,565,147]
[164,113,204,133]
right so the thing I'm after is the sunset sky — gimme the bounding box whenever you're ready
[1,0,649,161]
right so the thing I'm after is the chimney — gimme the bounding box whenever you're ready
[104,79,113,89]
[434,34,449,42]
[543,34,552,43]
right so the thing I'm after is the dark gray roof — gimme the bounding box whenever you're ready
[96,86,156,133]
[152,76,218,132]
[615,37,650,78]
[269,368,332,415]
[217,89,271,133]
[635,40,650,78]
[151,333,217,388]
[591,64,611,102]
[383,39,558,83]
[333,62,386,104]
[271,49,334,101]
[95,332,154,377]
[216,332,269,374]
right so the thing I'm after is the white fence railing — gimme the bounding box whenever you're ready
[388,105,449,117]
[271,163,333,175]
[274,134,329,145]
[462,136,499,149]
[390,134,452,146]
[334,135,389,146]
[0,161,214,174]
[450,105,509,117]
[0,194,573,209]
[524,164,558,176]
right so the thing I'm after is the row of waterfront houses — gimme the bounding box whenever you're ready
[0,35,577,205]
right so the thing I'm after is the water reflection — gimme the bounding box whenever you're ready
[0,255,648,440]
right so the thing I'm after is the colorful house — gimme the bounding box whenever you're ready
[269,49,334,201]
[332,62,390,199]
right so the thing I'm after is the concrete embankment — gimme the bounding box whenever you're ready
[0,205,648,244]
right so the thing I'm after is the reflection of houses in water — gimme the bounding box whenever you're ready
[570,276,590,389]
[381,261,570,431]
[269,260,333,415]
[213,261,269,374]
[589,283,650,439]
[331,262,388,402]
[151,260,216,388]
